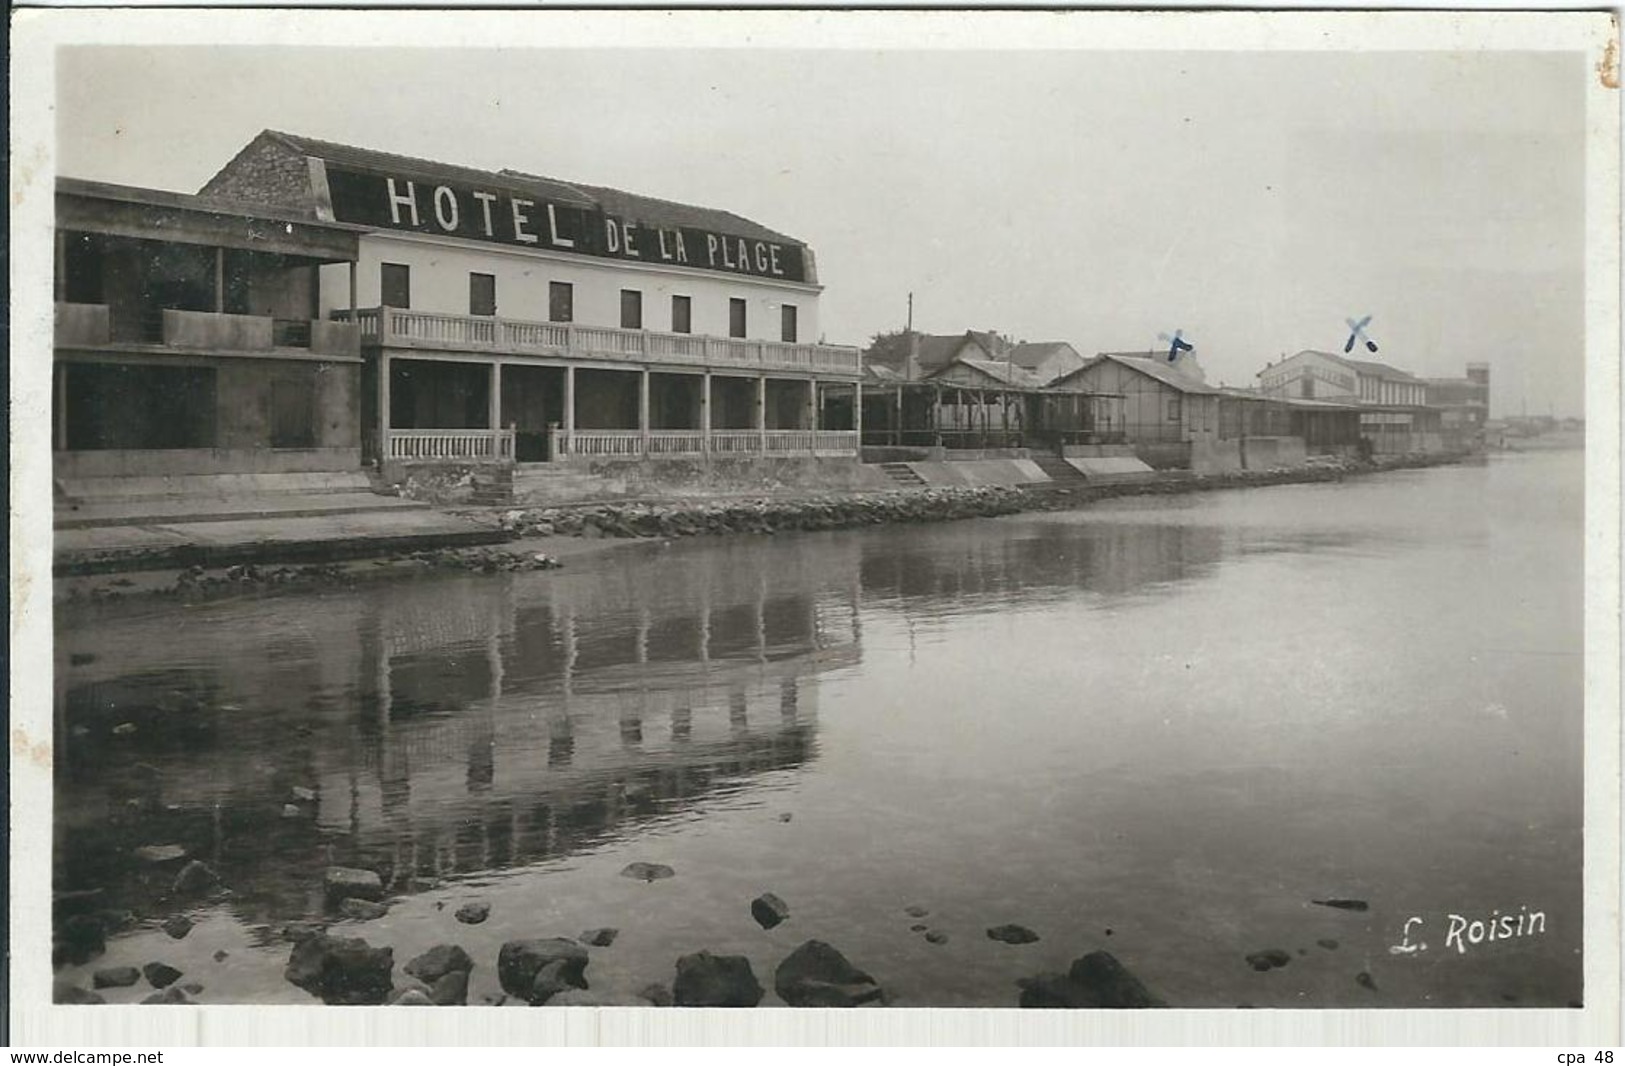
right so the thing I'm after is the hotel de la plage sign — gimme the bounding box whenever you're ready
[326,168,808,283]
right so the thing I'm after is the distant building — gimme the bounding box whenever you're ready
[1054,352,1221,467]
[1002,341,1088,386]
[1425,362,1491,446]
[863,329,1010,382]
[1256,349,1442,454]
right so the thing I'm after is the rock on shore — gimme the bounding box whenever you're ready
[1018,951,1164,1008]
[774,940,883,1007]
[672,951,764,1007]
[751,893,791,930]
[284,934,394,1005]
[324,866,385,905]
[497,939,589,1004]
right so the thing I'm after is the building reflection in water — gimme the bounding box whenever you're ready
[54,542,865,926]
[55,514,1236,929]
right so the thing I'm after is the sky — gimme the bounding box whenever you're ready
[56,43,1590,418]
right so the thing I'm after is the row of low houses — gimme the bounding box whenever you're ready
[859,327,1491,473]
[48,130,1489,497]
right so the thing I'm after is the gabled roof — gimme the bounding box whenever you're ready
[932,357,1046,389]
[232,130,806,247]
[1075,352,1220,395]
[917,333,976,368]
[964,330,1011,358]
[1005,341,1081,371]
[1287,349,1423,384]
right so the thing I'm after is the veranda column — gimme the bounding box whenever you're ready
[54,363,67,452]
[488,361,503,458]
[564,364,576,457]
[701,371,712,456]
[348,262,358,314]
[639,368,651,458]
[756,374,767,455]
[854,381,863,453]
[214,248,225,313]
[378,353,392,464]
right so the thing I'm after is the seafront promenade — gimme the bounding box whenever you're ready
[52,451,1472,599]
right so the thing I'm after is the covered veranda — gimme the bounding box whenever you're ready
[370,353,862,465]
[859,379,1126,452]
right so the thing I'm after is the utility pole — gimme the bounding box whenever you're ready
[906,292,913,334]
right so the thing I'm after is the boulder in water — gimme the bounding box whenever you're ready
[284,934,395,1005]
[774,940,882,1008]
[672,951,763,1007]
[497,939,588,1002]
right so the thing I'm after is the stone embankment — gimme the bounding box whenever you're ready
[486,486,1032,540]
[477,452,1468,544]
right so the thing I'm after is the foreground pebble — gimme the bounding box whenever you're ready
[987,924,1040,945]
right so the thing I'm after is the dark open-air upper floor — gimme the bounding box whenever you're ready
[54,178,365,360]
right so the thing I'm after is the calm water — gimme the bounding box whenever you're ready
[53,450,1585,1008]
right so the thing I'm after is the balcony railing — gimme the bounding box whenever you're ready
[549,428,858,461]
[376,426,859,463]
[55,303,358,358]
[386,428,516,462]
[337,306,862,377]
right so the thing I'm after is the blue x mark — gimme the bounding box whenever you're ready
[1157,330,1193,362]
[1345,316,1378,354]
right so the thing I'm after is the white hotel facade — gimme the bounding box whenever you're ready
[202,131,862,469]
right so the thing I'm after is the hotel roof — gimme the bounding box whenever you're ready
[206,130,807,248]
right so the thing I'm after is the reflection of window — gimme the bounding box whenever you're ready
[549,281,573,323]
[1301,376,1314,399]
[381,263,410,308]
[671,295,691,334]
[469,273,495,316]
[1167,395,1181,423]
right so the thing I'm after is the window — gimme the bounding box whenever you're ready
[671,295,692,334]
[1167,395,1182,423]
[729,298,747,339]
[620,289,643,330]
[469,273,496,317]
[381,263,410,309]
[781,304,798,343]
[1300,376,1314,399]
[271,375,316,449]
[549,281,573,323]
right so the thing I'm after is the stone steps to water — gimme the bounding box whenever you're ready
[468,467,516,506]
[878,462,927,487]
[1029,457,1091,486]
